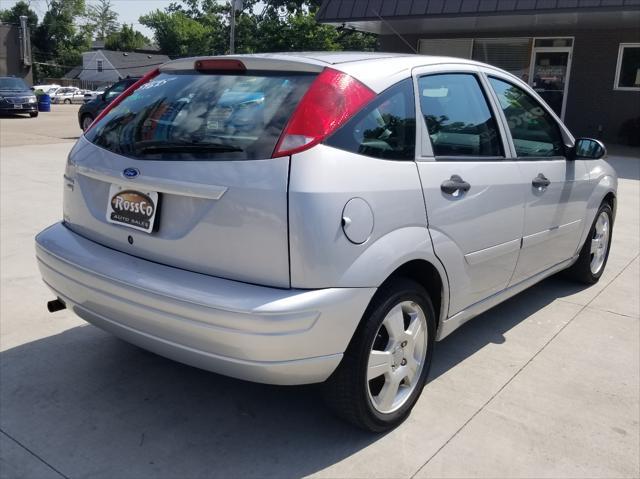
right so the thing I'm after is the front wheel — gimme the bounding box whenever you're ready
[322,278,436,432]
[81,114,94,131]
[565,203,613,284]
[29,111,38,118]
[64,99,72,104]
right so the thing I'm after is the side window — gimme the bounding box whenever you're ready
[418,73,503,159]
[488,77,565,158]
[325,78,415,160]
[105,82,126,100]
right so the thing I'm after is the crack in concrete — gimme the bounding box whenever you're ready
[1,429,69,479]
[410,253,640,479]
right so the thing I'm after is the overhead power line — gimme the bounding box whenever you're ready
[33,61,165,70]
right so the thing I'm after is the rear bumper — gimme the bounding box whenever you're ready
[35,223,375,385]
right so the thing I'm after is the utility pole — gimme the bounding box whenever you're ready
[229,0,242,54]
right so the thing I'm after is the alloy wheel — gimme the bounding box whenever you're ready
[590,211,610,275]
[367,301,428,414]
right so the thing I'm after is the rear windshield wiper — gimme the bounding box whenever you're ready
[135,142,243,154]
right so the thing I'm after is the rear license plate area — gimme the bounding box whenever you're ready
[106,184,159,233]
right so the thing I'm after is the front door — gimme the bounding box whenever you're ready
[529,47,572,119]
[413,67,525,315]
[486,75,590,284]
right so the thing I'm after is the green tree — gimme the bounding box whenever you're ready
[0,1,38,32]
[105,24,150,51]
[142,0,377,57]
[86,0,119,40]
[33,0,92,79]
[140,10,211,57]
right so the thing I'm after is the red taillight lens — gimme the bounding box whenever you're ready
[272,68,375,158]
[85,68,160,133]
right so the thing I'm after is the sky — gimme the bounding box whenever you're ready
[1,0,178,38]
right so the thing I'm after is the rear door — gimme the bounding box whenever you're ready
[485,74,590,283]
[413,65,525,315]
[64,66,316,288]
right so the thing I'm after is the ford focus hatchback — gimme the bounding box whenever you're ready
[36,53,617,431]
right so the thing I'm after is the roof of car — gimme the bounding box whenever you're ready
[161,52,488,92]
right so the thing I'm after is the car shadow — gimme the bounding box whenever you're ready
[0,275,589,477]
[430,274,586,380]
[0,113,33,119]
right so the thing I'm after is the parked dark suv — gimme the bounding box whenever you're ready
[78,77,138,130]
[0,77,38,117]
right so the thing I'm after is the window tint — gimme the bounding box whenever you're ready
[105,81,129,100]
[488,77,565,158]
[418,73,502,158]
[85,71,315,161]
[325,78,415,160]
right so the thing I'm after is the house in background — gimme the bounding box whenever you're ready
[0,16,33,84]
[318,0,640,145]
[64,49,170,85]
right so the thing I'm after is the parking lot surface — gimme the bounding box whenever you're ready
[1,107,639,478]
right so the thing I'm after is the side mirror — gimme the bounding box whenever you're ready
[572,138,607,160]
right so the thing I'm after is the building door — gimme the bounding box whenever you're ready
[529,46,573,119]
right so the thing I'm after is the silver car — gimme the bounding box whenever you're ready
[35,53,617,431]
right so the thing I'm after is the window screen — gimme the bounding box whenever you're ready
[418,73,503,158]
[325,79,416,161]
[488,77,565,158]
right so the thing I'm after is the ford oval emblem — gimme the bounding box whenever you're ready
[122,167,140,179]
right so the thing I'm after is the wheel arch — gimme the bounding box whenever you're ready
[380,259,448,333]
[602,191,617,220]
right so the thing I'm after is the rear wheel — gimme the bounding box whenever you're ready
[565,203,613,284]
[323,278,435,432]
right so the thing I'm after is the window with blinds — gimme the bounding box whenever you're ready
[472,38,533,82]
[418,39,473,59]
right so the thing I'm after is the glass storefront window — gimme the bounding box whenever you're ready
[615,44,640,90]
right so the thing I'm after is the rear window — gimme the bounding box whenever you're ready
[85,71,315,161]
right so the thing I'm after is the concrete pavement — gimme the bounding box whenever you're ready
[1,110,638,478]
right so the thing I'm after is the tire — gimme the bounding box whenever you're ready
[81,114,94,131]
[322,278,436,432]
[64,99,72,104]
[565,203,613,284]
[29,111,38,118]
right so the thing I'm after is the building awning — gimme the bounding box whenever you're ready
[317,0,640,34]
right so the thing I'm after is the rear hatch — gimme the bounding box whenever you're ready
[63,59,319,288]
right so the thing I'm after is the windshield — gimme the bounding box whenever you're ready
[85,71,315,161]
[0,78,28,91]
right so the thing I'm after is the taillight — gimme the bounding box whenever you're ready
[272,68,375,158]
[84,68,160,133]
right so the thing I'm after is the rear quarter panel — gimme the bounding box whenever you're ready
[288,144,446,291]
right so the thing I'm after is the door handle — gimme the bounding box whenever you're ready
[441,175,471,195]
[532,173,551,189]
